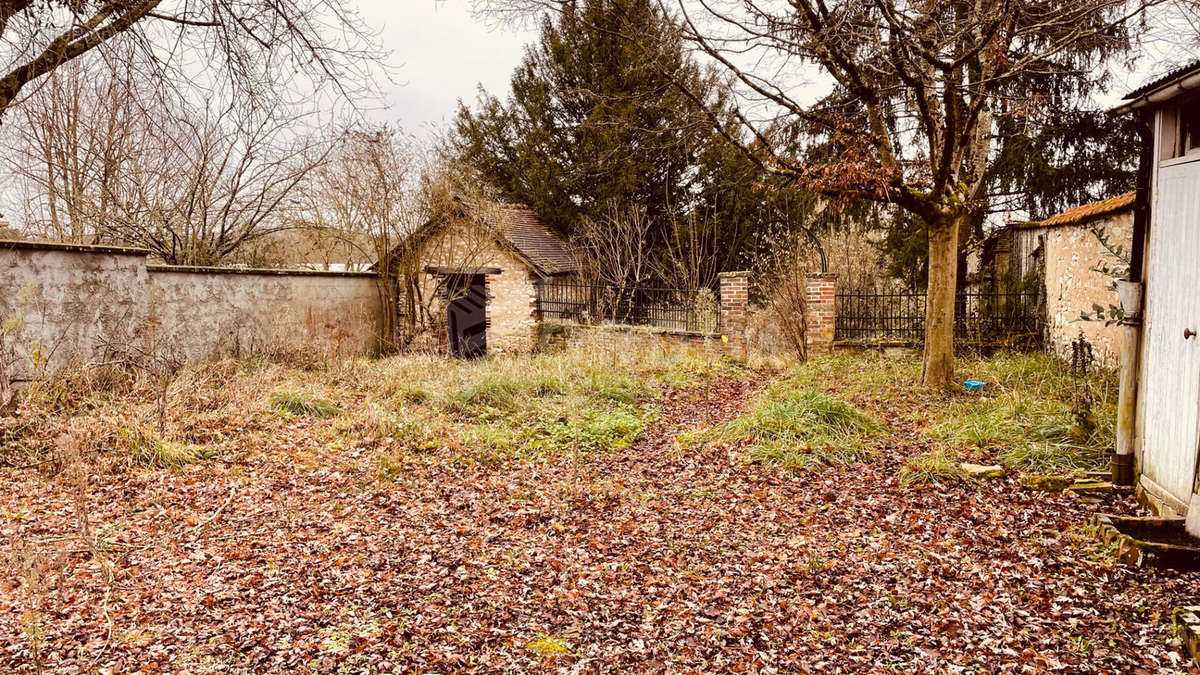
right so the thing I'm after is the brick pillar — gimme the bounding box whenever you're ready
[719,271,750,360]
[805,274,837,354]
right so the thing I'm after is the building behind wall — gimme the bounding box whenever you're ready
[971,193,1134,366]
[395,199,580,356]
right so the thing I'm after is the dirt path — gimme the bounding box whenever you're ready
[2,375,1198,672]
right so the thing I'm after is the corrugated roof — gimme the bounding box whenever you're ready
[1123,60,1200,101]
[1031,191,1135,229]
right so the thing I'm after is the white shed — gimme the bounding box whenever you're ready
[1114,61,1200,522]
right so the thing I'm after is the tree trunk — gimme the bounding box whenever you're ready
[922,215,960,389]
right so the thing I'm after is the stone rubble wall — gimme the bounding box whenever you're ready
[1015,213,1132,366]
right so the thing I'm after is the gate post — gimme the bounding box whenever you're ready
[805,274,837,354]
[718,271,750,360]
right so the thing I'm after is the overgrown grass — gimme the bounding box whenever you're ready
[783,350,1118,474]
[118,426,207,468]
[680,377,883,470]
[899,448,963,486]
[269,392,342,419]
[3,337,740,475]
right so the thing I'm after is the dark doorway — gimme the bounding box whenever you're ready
[447,274,487,359]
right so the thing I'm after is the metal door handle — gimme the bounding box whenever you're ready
[1187,328,1197,340]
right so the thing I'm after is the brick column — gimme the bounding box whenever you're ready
[805,274,837,354]
[719,271,750,360]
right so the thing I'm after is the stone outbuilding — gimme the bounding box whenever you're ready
[970,193,1134,365]
[396,199,579,357]
[1015,193,1134,364]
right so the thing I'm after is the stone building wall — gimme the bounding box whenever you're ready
[407,219,548,355]
[1013,212,1132,365]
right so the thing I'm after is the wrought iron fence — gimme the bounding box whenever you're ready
[537,281,720,334]
[835,290,1044,347]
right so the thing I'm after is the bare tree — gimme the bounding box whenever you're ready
[0,0,382,121]
[478,0,1171,387]
[6,53,334,263]
[575,203,654,288]
[304,126,421,354]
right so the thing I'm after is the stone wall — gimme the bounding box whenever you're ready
[1013,212,1132,365]
[0,241,382,380]
[1,242,149,381]
[406,219,546,355]
[540,322,726,356]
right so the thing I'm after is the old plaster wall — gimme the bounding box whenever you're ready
[0,243,148,381]
[0,241,382,380]
[1014,212,1132,365]
[147,267,382,362]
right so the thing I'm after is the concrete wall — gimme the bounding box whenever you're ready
[147,266,382,362]
[1013,212,1132,365]
[0,241,382,380]
[1,243,149,381]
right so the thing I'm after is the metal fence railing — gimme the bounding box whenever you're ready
[835,290,1044,347]
[537,282,720,334]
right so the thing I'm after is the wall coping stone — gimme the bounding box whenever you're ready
[546,320,719,340]
[1,239,149,256]
[147,264,377,278]
[718,270,751,278]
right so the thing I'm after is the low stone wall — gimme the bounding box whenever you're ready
[538,321,726,356]
[1,241,383,380]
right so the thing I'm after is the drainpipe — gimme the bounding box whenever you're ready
[1113,114,1152,487]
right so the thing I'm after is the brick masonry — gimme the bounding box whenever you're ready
[407,219,566,355]
[805,274,837,354]
[719,271,750,360]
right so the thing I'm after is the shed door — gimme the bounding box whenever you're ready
[1141,159,1200,504]
[447,275,487,359]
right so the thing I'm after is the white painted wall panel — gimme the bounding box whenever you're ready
[1141,157,1200,503]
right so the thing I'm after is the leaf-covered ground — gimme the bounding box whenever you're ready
[3,357,1200,672]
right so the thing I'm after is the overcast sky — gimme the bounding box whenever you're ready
[356,0,1171,137]
[357,1,535,138]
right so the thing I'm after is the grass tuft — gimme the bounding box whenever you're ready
[269,392,342,419]
[119,426,206,468]
[899,448,963,486]
[525,635,571,657]
[682,381,883,470]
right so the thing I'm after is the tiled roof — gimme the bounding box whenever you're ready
[467,201,578,276]
[1124,60,1200,101]
[1033,191,1135,229]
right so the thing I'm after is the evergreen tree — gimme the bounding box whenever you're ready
[451,0,787,280]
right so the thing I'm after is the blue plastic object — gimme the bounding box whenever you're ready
[964,380,986,392]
